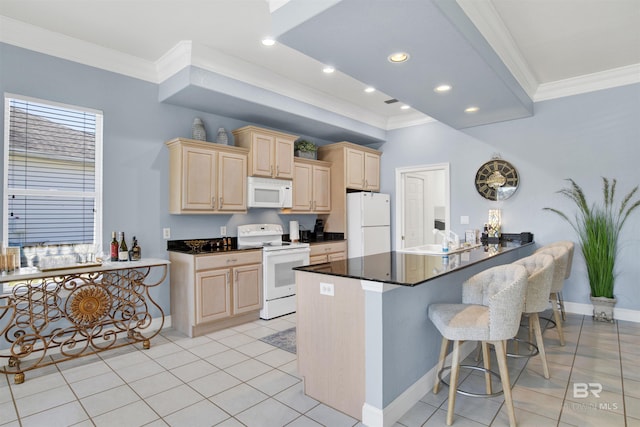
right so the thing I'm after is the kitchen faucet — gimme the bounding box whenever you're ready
[433,229,460,250]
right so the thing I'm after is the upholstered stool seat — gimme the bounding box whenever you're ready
[428,264,528,427]
[513,253,555,378]
[534,245,570,345]
[536,241,574,321]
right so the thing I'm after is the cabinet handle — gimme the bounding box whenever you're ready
[211,197,215,207]
[276,165,280,176]
[226,271,230,285]
[365,180,369,188]
[270,165,274,176]
[313,200,316,210]
[234,270,238,282]
[219,197,223,209]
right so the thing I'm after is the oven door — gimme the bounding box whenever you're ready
[263,247,310,301]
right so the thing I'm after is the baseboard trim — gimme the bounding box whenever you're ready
[361,341,476,427]
[564,302,640,323]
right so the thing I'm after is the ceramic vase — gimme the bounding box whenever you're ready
[192,118,207,141]
[216,127,229,145]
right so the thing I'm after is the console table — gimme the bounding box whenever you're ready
[0,259,169,384]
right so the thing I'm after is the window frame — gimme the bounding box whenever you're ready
[3,93,104,249]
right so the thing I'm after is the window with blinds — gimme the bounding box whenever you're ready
[4,95,103,247]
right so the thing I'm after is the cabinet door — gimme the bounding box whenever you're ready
[195,269,231,323]
[182,146,216,210]
[312,165,331,212]
[292,161,313,211]
[218,151,247,212]
[251,133,275,177]
[274,136,294,179]
[345,148,364,190]
[233,264,263,314]
[364,152,380,191]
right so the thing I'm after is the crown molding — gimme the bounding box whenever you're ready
[456,0,539,99]
[534,64,640,102]
[0,16,158,83]
[386,113,436,130]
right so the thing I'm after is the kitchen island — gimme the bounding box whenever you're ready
[294,242,534,427]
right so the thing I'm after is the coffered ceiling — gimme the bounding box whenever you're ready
[1,0,638,143]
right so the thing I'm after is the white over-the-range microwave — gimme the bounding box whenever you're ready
[247,176,293,208]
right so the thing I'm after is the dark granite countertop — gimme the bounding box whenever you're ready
[294,242,534,287]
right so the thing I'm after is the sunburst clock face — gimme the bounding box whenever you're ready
[475,159,519,201]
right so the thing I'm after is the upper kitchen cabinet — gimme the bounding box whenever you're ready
[166,138,248,214]
[291,158,331,213]
[232,126,297,180]
[317,142,382,232]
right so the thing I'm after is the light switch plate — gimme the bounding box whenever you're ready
[460,215,470,225]
[220,226,227,237]
[163,228,171,239]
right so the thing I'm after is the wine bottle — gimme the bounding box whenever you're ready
[110,231,118,262]
[130,236,141,261]
[118,232,129,261]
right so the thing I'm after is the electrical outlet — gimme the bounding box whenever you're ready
[220,226,227,237]
[163,228,171,239]
[320,282,334,296]
[460,215,470,225]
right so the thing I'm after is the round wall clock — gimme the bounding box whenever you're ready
[475,159,519,201]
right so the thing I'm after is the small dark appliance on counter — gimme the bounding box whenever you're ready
[313,219,325,241]
[299,229,311,243]
[481,232,534,245]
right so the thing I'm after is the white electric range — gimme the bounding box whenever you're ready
[237,224,310,320]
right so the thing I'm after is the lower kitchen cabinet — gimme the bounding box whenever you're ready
[170,249,262,337]
[309,241,347,265]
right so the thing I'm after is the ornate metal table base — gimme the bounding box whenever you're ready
[1,261,167,384]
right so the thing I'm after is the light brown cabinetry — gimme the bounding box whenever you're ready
[345,147,380,191]
[317,141,382,232]
[309,241,347,265]
[292,158,331,213]
[232,126,297,179]
[166,138,248,214]
[169,250,263,337]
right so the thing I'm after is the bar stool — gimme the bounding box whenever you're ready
[536,241,574,320]
[513,253,555,379]
[534,246,570,346]
[428,264,528,427]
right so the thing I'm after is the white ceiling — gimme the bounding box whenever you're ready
[1,0,638,134]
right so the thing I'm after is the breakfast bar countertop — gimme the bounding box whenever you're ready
[294,241,534,286]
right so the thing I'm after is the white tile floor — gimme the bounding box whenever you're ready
[1,311,639,427]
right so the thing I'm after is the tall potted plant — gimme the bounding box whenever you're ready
[544,178,640,322]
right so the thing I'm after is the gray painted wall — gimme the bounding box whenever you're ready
[380,83,640,311]
[1,42,638,317]
[0,43,326,316]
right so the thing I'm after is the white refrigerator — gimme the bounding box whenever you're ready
[347,192,391,258]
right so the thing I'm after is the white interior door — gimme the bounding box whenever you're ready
[404,174,425,249]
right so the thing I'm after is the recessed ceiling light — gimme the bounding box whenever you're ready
[401,105,411,110]
[322,66,335,74]
[434,84,452,93]
[261,37,275,46]
[465,106,480,113]
[388,52,410,63]
[364,87,376,93]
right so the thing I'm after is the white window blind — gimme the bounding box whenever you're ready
[4,95,103,247]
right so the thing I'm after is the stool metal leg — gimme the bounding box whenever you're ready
[446,340,461,426]
[434,337,449,394]
[550,292,566,345]
[494,339,517,427]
